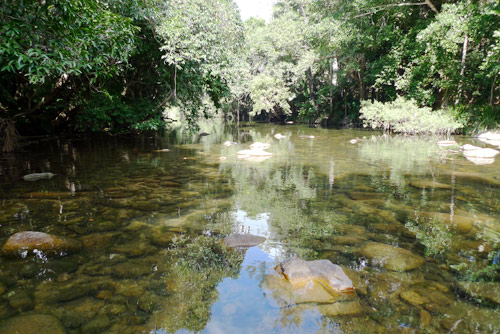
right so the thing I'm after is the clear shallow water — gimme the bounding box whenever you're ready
[0,123,500,333]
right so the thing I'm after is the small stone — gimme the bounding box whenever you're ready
[150,230,176,247]
[111,241,157,258]
[420,308,432,327]
[96,290,113,300]
[61,312,84,328]
[0,314,65,334]
[7,289,34,311]
[112,260,151,278]
[82,315,111,334]
[81,232,116,251]
[400,290,429,306]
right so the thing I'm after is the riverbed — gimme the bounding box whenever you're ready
[0,123,499,333]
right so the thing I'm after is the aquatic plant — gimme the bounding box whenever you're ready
[405,219,453,257]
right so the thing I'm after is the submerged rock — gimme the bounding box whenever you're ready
[22,172,56,181]
[82,315,111,333]
[458,282,500,305]
[410,180,451,190]
[223,234,266,248]
[477,131,500,147]
[347,191,386,201]
[222,141,237,147]
[249,142,271,150]
[417,212,473,233]
[21,191,75,199]
[464,156,495,165]
[274,133,286,139]
[461,144,499,158]
[449,171,500,187]
[0,314,65,334]
[400,290,429,306]
[360,242,425,271]
[2,231,81,257]
[236,149,273,157]
[437,140,458,147]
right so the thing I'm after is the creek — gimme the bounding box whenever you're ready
[0,122,499,333]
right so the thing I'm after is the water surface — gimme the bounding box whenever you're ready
[0,123,500,333]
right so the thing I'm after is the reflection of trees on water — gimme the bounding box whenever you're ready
[220,135,335,258]
[357,135,445,188]
[357,135,500,284]
[150,236,244,333]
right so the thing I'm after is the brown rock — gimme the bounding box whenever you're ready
[400,290,429,306]
[2,231,81,257]
[420,308,432,327]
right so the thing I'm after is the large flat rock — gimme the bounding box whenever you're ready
[360,242,425,271]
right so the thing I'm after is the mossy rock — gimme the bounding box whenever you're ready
[0,314,66,334]
[360,242,425,271]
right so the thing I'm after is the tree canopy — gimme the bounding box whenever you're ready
[0,0,499,151]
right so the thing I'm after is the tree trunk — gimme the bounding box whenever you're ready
[307,67,319,122]
[455,33,469,105]
[425,0,439,14]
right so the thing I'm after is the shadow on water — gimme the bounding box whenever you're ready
[0,121,500,333]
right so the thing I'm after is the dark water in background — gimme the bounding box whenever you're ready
[0,122,500,333]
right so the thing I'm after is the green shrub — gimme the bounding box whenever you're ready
[450,104,500,134]
[360,97,463,135]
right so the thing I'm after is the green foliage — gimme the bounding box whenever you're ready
[0,0,137,84]
[162,235,244,332]
[360,97,463,135]
[451,105,500,133]
[76,94,163,132]
[156,0,243,77]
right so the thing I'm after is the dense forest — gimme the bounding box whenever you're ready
[1,0,499,151]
